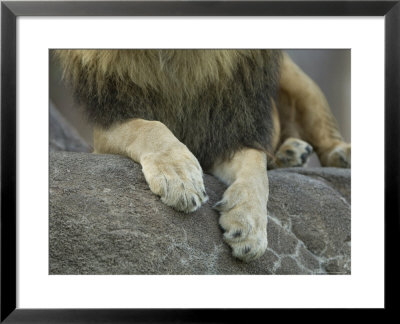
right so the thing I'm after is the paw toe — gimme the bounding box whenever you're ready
[213,199,228,211]
[275,138,314,168]
[141,146,208,212]
[232,230,243,238]
[231,237,267,262]
[325,143,351,168]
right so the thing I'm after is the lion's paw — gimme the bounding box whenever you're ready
[274,137,313,168]
[225,227,268,262]
[214,184,268,262]
[326,142,351,168]
[141,144,208,213]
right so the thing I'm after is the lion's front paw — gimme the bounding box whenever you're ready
[274,137,313,168]
[214,184,268,262]
[325,142,351,168]
[141,144,208,213]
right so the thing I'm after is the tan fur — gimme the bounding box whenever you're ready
[271,52,351,168]
[210,149,269,261]
[270,99,281,152]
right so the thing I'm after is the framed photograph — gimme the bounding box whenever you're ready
[1,0,398,321]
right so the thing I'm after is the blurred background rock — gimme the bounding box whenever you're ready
[49,49,351,166]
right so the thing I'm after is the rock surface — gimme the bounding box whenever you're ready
[49,152,351,275]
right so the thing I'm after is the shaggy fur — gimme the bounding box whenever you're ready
[55,49,282,170]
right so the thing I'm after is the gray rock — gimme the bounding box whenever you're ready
[275,256,306,275]
[49,102,90,153]
[49,152,351,275]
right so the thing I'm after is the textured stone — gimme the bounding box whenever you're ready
[49,152,351,275]
[268,169,351,265]
[267,217,298,255]
[275,256,306,275]
[298,245,322,273]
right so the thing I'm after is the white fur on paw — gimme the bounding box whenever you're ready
[275,138,313,168]
[141,144,208,213]
[214,183,268,262]
[327,143,351,168]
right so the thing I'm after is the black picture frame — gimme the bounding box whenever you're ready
[1,0,399,322]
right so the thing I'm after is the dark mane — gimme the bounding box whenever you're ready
[54,49,282,170]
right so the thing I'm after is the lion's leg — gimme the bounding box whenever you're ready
[93,119,208,213]
[278,52,351,168]
[268,100,314,169]
[210,148,269,262]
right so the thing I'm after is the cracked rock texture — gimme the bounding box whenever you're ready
[49,152,351,275]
